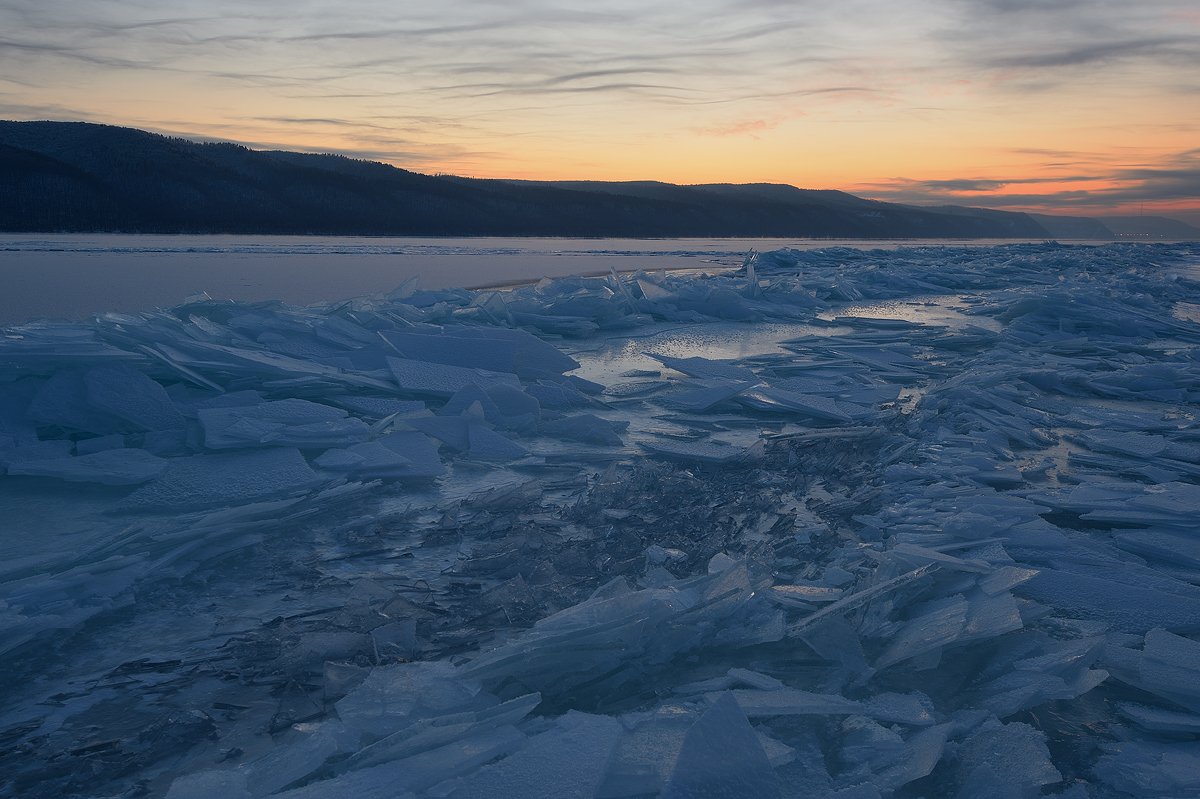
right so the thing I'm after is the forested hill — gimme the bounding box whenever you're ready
[0,120,1079,238]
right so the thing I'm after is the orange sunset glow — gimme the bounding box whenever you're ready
[2,0,1197,223]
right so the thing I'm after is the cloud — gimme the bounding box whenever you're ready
[0,99,108,121]
[857,150,1200,213]
[695,118,783,137]
[0,36,153,70]
[940,0,1200,79]
[978,35,1199,71]
[246,116,393,129]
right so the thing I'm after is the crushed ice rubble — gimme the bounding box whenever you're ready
[2,244,1200,798]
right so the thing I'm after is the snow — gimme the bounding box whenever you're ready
[2,241,1200,797]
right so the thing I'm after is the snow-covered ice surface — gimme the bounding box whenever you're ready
[2,242,1200,797]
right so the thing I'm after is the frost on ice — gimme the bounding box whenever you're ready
[2,243,1200,797]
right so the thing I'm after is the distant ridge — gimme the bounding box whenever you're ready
[0,120,1181,239]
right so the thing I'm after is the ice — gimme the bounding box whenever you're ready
[27,366,185,434]
[474,383,541,432]
[874,595,968,668]
[387,356,520,398]
[439,383,502,420]
[659,693,781,799]
[1017,567,1200,634]
[844,720,950,792]
[381,326,579,380]
[540,414,627,446]
[272,726,523,798]
[639,439,751,464]
[0,438,73,470]
[73,433,126,455]
[332,396,428,419]
[660,381,757,412]
[443,712,622,799]
[737,387,858,421]
[120,447,326,511]
[343,691,541,773]
[651,354,757,381]
[406,416,471,450]
[165,770,252,799]
[319,432,446,479]
[717,688,862,717]
[7,448,166,485]
[239,721,358,796]
[951,720,1060,796]
[198,398,370,449]
[525,380,594,409]
[1094,740,1200,798]
[599,708,695,797]
[1118,703,1200,734]
[1129,628,1200,713]
[466,424,529,461]
[8,242,1200,798]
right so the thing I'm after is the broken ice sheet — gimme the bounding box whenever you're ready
[7,242,1200,799]
[198,398,370,449]
[539,414,628,446]
[638,438,751,464]
[387,356,520,398]
[381,326,579,380]
[119,447,327,511]
[7,448,166,485]
[660,693,781,799]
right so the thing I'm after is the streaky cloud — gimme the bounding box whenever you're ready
[984,36,1197,69]
[859,150,1200,212]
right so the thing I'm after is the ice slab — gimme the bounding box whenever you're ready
[272,727,523,799]
[198,399,370,449]
[737,388,859,421]
[334,661,483,740]
[0,438,74,470]
[406,416,471,451]
[1118,703,1200,734]
[7,448,166,485]
[477,383,541,432]
[445,712,622,799]
[540,414,627,446]
[365,431,446,478]
[1094,740,1200,798]
[874,595,968,669]
[650,354,757,381]
[27,366,185,435]
[466,424,528,462]
[331,396,428,419]
[120,447,325,511]
[660,693,781,799]
[717,688,861,718]
[661,381,758,413]
[381,326,579,379]
[525,380,594,409]
[952,720,1060,796]
[1018,567,1200,634]
[1134,628,1200,713]
[639,439,749,464]
[386,356,519,398]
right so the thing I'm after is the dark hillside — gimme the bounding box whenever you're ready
[1,121,1068,238]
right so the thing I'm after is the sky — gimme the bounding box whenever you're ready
[1,0,1198,222]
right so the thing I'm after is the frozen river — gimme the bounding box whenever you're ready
[3,241,1200,798]
[0,234,1072,324]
